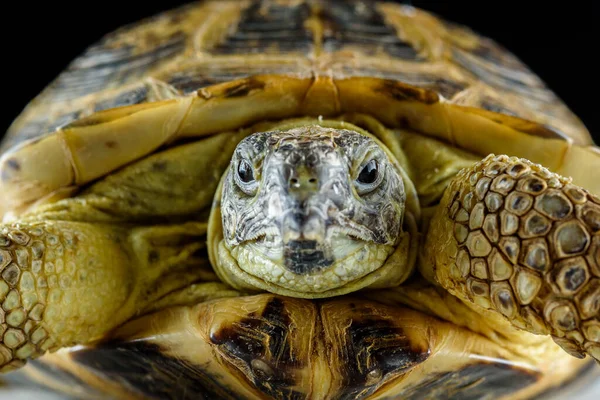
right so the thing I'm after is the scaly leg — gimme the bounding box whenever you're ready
[0,220,211,372]
[423,154,600,361]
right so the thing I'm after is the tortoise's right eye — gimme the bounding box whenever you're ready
[235,159,259,195]
[237,160,255,183]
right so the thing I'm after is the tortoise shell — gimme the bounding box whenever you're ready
[1,1,598,399]
[17,293,596,399]
[1,0,598,217]
[4,1,591,148]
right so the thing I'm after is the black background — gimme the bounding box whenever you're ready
[1,1,597,142]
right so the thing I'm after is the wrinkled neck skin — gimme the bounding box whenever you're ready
[213,122,417,298]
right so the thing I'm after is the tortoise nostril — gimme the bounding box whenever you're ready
[288,174,318,190]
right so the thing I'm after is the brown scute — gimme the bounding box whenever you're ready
[70,341,237,400]
[221,77,267,99]
[210,0,312,56]
[320,1,421,61]
[335,316,430,400]
[209,296,305,400]
[319,299,431,400]
[46,32,186,104]
[208,295,431,399]
[400,362,540,400]
[378,80,439,104]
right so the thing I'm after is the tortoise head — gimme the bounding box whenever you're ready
[211,125,418,298]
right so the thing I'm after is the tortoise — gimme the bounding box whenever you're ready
[0,0,599,399]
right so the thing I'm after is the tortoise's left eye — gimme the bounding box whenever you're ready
[355,159,384,195]
[357,160,379,184]
[237,160,255,183]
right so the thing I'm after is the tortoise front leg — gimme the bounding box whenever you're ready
[423,154,600,361]
[0,220,209,372]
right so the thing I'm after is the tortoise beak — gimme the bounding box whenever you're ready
[284,239,333,274]
[281,162,326,241]
[280,166,334,274]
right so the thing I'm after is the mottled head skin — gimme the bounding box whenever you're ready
[220,126,406,295]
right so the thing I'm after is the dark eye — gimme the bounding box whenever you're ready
[237,160,254,183]
[357,160,379,184]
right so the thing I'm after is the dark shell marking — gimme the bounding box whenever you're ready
[378,80,439,104]
[73,342,238,400]
[321,1,422,60]
[209,298,305,400]
[398,362,540,400]
[211,1,313,56]
[334,316,429,399]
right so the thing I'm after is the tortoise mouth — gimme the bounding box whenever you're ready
[224,238,396,297]
[283,240,334,274]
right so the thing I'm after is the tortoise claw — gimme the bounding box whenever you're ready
[426,154,600,362]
